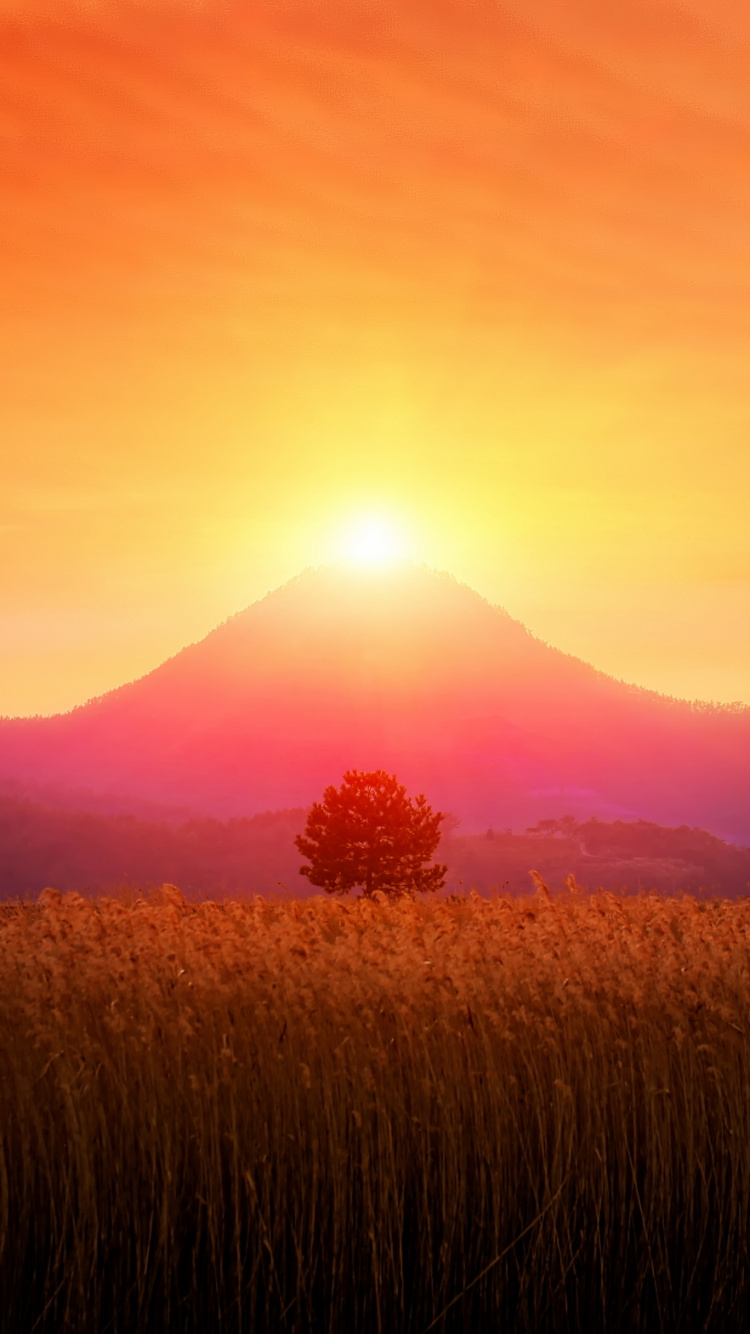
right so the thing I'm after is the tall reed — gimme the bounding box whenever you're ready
[1,886,749,1332]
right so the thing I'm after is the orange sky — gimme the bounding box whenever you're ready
[2,0,750,716]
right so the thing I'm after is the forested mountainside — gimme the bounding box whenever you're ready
[2,565,749,839]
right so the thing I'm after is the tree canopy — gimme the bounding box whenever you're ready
[295,770,447,898]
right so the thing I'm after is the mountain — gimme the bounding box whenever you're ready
[1,562,748,839]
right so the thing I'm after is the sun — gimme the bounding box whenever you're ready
[342,516,405,564]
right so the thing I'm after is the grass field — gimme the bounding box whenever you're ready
[1,885,749,1332]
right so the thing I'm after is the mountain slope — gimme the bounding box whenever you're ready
[1,563,748,838]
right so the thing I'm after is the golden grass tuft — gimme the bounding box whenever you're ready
[1,887,749,1332]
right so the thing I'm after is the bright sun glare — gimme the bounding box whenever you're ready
[342,517,404,564]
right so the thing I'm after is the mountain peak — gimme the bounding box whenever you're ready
[0,562,748,840]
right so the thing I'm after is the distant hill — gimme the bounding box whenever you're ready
[0,778,198,823]
[0,796,306,900]
[443,817,750,897]
[1,562,748,839]
[1,795,748,901]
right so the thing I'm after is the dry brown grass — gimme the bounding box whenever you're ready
[1,885,749,1332]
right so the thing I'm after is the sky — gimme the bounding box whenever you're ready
[2,0,749,717]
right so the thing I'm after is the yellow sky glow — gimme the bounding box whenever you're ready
[340,517,407,565]
[0,1,749,716]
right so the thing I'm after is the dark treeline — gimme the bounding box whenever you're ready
[445,816,750,897]
[2,794,750,900]
[0,797,306,899]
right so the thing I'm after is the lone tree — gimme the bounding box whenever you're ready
[295,770,447,898]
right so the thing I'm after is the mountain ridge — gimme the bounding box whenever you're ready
[1,562,748,839]
[5,563,747,721]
